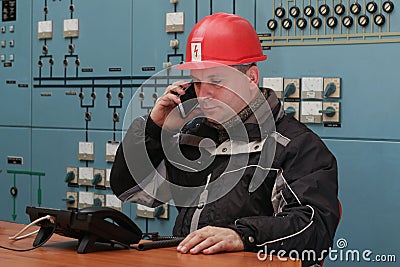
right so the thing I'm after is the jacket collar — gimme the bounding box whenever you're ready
[179,88,283,145]
[209,88,283,142]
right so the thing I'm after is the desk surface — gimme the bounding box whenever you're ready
[0,221,300,267]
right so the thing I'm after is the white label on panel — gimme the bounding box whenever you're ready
[106,194,122,208]
[301,101,323,115]
[79,142,94,154]
[263,77,284,92]
[38,20,52,33]
[79,191,94,205]
[166,12,184,26]
[106,141,119,157]
[64,18,79,31]
[79,167,93,180]
[301,77,324,92]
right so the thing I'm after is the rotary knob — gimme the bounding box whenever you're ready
[275,7,286,18]
[42,45,49,55]
[358,15,370,27]
[304,5,315,17]
[267,19,278,31]
[342,16,354,28]
[366,1,378,14]
[383,1,394,13]
[311,17,322,29]
[290,6,300,18]
[118,92,124,100]
[350,3,362,15]
[327,16,338,28]
[374,14,386,26]
[297,18,307,30]
[334,4,346,15]
[282,18,293,30]
[113,112,120,122]
[319,4,330,17]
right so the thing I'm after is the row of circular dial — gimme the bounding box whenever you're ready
[268,1,394,30]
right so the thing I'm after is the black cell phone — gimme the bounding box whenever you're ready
[177,82,198,118]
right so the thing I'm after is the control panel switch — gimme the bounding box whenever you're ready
[170,39,179,49]
[283,78,300,98]
[321,102,341,122]
[323,78,341,98]
[283,102,300,121]
[65,167,78,184]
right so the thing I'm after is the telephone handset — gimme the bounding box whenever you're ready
[177,82,199,118]
[26,206,142,253]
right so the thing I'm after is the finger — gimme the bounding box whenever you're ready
[202,240,225,254]
[177,234,198,253]
[165,81,189,95]
[189,237,218,254]
[177,231,207,254]
[171,80,190,87]
[157,94,181,107]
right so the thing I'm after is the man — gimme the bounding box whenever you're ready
[111,13,340,266]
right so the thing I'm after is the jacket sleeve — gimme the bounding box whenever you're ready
[231,131,340,263]
[110,115,171,206]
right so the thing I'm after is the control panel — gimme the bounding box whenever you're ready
[0,1,399,262]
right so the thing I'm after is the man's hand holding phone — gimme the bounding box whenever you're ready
[150,81,201,131]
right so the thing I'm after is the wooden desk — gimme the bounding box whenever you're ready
[0,221,300,267]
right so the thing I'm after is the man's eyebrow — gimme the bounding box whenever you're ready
[191,74,225,81]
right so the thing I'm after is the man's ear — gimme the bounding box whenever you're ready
[247,65,260,86]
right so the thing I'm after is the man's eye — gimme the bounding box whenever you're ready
[211,80,222,85]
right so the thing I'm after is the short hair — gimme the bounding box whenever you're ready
[232,63,257,74]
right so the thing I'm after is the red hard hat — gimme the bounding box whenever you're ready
[175,12,267,70]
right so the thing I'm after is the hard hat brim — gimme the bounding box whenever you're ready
[174,55,267,70]
[174,60,227,70]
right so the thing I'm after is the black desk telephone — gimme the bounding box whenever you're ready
[26,206,142,253]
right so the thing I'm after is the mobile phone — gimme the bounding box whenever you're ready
[177,82,198,118]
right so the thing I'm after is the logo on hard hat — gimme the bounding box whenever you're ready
[191,43,202,62]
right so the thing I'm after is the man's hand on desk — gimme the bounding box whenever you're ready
[177,226,244,255]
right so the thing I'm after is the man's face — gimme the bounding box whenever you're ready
[190,66,255,123]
